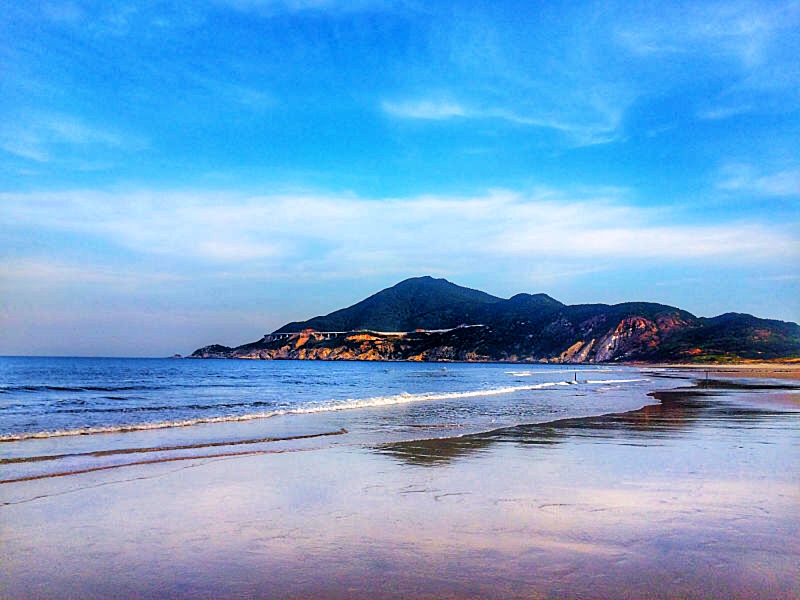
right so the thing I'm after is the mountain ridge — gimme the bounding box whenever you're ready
[191,277,800,363]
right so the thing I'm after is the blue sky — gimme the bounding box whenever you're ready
[1,0,798,356]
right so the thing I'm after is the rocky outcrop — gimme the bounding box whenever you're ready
[223,332,409,361]
[191,344,234,358]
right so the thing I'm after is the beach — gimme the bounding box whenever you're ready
[2,370,799,599]
[652,363,800,382]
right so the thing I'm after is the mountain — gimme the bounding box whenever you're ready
[191,277,800,363]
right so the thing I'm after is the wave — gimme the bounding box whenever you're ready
[0,378,646,442]
[0,382,263,394]
[505,368,613,377]
[0,384,167,393]
[584,378,648,384]
[50,400,283,415]
[1,428,348,467]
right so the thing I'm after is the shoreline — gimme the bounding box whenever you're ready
[3,369,797,484]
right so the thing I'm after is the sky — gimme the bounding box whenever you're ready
[1,0,799,357]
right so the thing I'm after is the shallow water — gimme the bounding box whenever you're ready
[0,358,680,482]
[0,358,658,439]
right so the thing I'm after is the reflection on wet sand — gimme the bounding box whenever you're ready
[380,379,799,466]
[377,434,498,465]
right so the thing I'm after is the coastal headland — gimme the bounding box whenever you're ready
[191,276,800,363]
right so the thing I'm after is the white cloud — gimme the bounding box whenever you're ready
[381,99,467,120]
[492,223,794,260]
[718,164,800,197]
[2,188,797,277]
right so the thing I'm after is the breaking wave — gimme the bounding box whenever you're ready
[1,380,591,442]
[1,377,652,443]
[505,368,613,377]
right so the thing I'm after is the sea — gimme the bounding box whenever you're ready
[0,357,689,483]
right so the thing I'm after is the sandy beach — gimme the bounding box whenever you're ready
[2,372,799,599]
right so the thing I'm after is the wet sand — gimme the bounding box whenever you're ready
[649,362,800,381]
[2,377,799,599]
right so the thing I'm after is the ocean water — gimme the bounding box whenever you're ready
[0,357,686,482]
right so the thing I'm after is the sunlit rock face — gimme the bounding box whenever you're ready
[594,317,661,362]
[189,278,800,363]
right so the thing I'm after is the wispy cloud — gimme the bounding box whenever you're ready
[717,164,800,197]
[614,1,800,120]
[0,258,186,289]
[756,273,800,282]
[696,104,754,120]
[382,96,624,146]
[379,4,639,145]
[39,2,85,24]
[215,0,401,16]
[185,72,277,112]
[0,113,145,164]
[615,1,793,67]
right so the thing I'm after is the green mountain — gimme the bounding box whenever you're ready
[192,277,800,363]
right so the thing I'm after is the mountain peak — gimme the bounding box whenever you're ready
[507,292,564,307]
[392,275,455,289]
[274,276,501,334]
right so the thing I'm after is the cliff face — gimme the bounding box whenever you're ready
[190,277,800,363]
[247,332,404,361]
